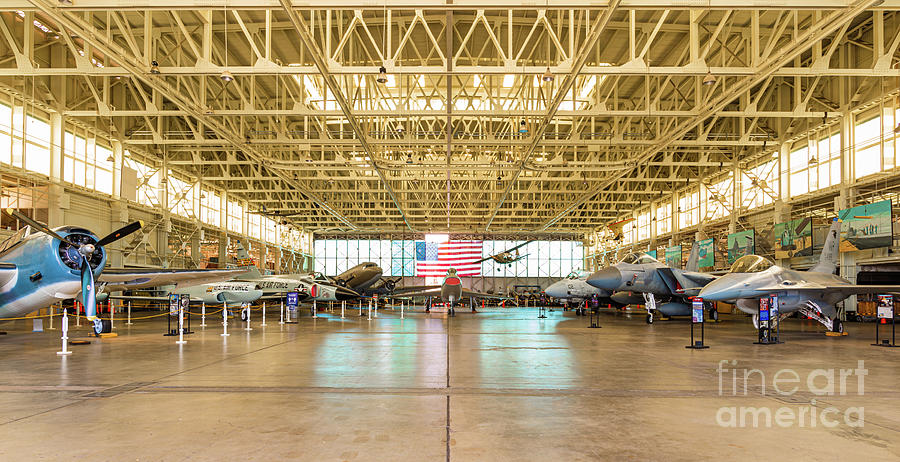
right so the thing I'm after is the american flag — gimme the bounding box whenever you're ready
[415,240,483,277]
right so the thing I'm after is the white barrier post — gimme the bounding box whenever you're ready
[75,302,81,327]
[374,299,378,318]
[341,300,345,319]
[57,308,71,356]
[221,302,230,337]
[244,304,252,331]
[200,302,206,327]
[48,303,55,330]
[176,304,186,344]
[279,301,285,325]
[313,300,318,318]
[329,301,333,313]
[126,301,133,325]
[110,301,115,330]
[401,300,404,319]
[261,302,267,327]
[367,299,372,320]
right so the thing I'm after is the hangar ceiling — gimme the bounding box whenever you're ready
[1,0,897,234]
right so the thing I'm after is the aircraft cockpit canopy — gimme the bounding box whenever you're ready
[0,226,30,254]
[729,255,774,273]
[564,270,588,280]
[619,253,658,265]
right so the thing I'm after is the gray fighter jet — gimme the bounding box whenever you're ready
[698,218,900,334]
[586,243,717,323]
[545,270,617,314]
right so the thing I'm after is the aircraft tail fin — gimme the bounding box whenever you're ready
[235,240,263,278]
[685,242,700,272]
[809,219,841,275]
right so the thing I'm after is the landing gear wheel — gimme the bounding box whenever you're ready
[710,309,719,322]
[833,319,844,334]
[93,318,112,336]
[646,313,653,324]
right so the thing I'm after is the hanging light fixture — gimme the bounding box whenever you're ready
[220,70,234,82]
[702,70,716,86]
[377,66,388,84]
[542,67,554,83]
[519,120,528,134]
[149,60,160,74]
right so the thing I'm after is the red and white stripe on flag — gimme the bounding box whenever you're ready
[416,240,483,277]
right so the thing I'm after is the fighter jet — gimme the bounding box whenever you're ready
[0,209,245,334]
[392,268,506,315]
[545,270,616,314]
[474,241,533,267]
[108,281,264,307]
[586,243,717,323]
[698,218,900,334]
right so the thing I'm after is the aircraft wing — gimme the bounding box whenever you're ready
[99,268,248,292]
[755,283,900,296]
[0,262,15,287]
[461,289,509,300]
[390,285,442,298]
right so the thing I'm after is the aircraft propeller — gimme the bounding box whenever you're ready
[4,209,143,333]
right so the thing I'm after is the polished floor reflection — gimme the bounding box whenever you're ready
[0,306,899,460]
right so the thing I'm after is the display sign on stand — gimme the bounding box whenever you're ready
[164,294,180,336]
[685,298,709,349]
[872,294,898,348]
[285,291,300,323]
[754,297,781,344]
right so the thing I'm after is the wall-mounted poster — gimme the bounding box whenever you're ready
[665,245,682,269]
[838,200,893,251]
[697,238,715,268]
[646,249,657,259]
[727,229,755,264]
[774,217,813,259]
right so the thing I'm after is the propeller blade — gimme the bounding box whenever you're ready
[81,257,97,321]
[97,220,144,247]
[3,208,74,245]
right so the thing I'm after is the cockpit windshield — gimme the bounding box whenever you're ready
[619,252,658,265]
[0,226,29,254]
[729,255,774,273]
[565,270,587,280]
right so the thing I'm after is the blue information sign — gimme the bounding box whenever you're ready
[692,298,704,323]
[286,292,299,311]
[759,299,770,321]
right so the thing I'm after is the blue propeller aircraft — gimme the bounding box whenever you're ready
[1,209,245,335]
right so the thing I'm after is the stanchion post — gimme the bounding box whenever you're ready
[57,308,71,356]
[126,301,133,325]
[313,300,318,318]
[244,304,252,331]
[176,304,186,344]
[200,302,206,327]
[341,300,345,319]
[221,302,230,337]
[401,300,404,319]
[110,301,115,329]
[261,302,267,327]
[48,303,56,330]
[279,301,285,325]
[374,299,378,318]
[367,300,372,320]
[76,302,81,327]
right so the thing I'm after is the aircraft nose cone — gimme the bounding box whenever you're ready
[545,283,565,298]
[587,267,622,290]
[697,278,734,301]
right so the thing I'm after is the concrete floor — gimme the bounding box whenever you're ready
[0,306,899,461]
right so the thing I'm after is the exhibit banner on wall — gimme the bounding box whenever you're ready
[774,217,813,259]
[838,200,893,251]
[646,249,657,259]
[665,245,682,269]
[697,238,715,268]
[727,229,755,264]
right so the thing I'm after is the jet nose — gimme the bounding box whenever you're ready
[697,278,737,301]
[545,283,565,298]
[587,267,622,290]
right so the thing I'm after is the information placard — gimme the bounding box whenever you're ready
[286,292,299,311]
[168,294,179,316]
[877,294,894,319]
[691,299,704,323]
